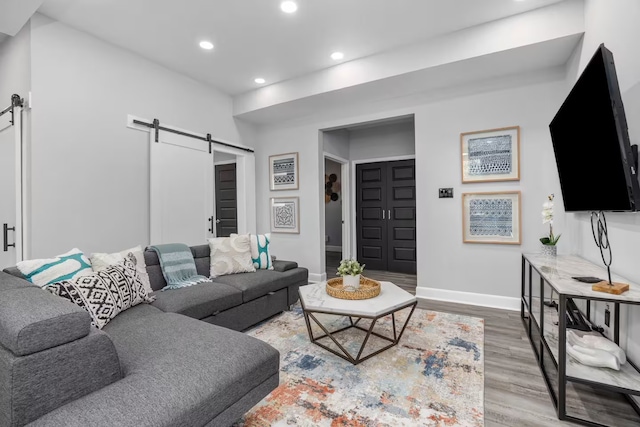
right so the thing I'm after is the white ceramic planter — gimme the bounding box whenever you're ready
[342,274,361,289]
[541,244,557,257]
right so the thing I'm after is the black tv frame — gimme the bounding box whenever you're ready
[550,43,640,212]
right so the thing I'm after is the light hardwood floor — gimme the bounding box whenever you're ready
[323,252,640,426]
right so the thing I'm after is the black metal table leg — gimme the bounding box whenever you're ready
[558,294,567,420]
[302,301,417,365]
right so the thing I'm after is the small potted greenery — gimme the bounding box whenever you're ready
[337,259,365,289]
[540,194,561,256]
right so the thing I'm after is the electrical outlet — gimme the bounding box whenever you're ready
[439,188,454,198]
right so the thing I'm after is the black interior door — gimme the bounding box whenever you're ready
[356,159,416,274]
[386,160,417,274]
[356,163,388,271]
[215,163,238,237]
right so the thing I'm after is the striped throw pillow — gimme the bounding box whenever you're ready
[16,248,93,288]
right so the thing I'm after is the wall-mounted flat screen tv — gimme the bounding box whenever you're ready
[549,43,640,212]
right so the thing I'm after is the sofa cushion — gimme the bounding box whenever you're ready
[101,303,164,331]
[31,312,279,427]
[0,281,91,356]
[212,268,307,302]
[46,254,155,330]
[150,281,242,319]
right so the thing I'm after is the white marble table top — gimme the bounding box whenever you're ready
[523,253,640,303]
[299,281,417,317]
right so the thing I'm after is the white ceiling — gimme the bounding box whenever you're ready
[37,0,567,95]
[237,34,581,124]
[0,0,44,36]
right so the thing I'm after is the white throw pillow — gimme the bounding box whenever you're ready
[89,245,153,295]
[17,248,93,288]
[248,233,274,270]
[209,234,256,277]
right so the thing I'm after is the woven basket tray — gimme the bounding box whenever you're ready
[326,276,381,300]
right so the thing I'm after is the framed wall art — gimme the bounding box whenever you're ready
[461,126,520,183]
[270,197,300,234]
[462,191,521,245]
[269,152,299,191]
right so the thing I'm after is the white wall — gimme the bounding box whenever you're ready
[28,14,253,258]
[255,72,566,292]
[324,158,342,251]
[214,151,237,164]
[563,0,640,367]
[415,81,565,302]
[0,22,30,102]
[323,129,349,160]
[349,121,415,161]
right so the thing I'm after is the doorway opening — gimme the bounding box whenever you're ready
[324,156,346,273]
[321,115,417,293]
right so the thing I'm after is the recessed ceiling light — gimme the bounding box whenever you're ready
[280,1,298,13]
[331,52,344,61]
[254,78,266,84]
[199,41,214,50]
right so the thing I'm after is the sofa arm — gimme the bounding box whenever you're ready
[0,328,122,427]
[272,260,298,272]
[0,276,91,357]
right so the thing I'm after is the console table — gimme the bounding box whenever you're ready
[521,253,640,426]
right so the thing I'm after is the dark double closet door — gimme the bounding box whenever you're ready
[356,159,417,274]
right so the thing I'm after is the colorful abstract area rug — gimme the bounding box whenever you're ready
[234,305,484,427]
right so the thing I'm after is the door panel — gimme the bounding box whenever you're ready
[386,160,417,274]
[356,159,417,274]
[356,163,387,271]
[150,130,213,246]
[215,163,238,237]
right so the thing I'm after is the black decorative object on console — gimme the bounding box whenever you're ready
[590,211,613,285]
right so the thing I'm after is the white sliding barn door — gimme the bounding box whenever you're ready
[150,129,213,246]
[0,107,23,268]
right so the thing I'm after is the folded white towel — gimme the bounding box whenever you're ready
[567,330,626,365]
[567,342,620,370]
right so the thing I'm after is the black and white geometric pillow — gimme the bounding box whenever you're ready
[46,253,155,329]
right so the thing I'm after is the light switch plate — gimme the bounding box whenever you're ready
[439,188,454,198]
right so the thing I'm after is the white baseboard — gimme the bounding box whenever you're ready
[308,272,327,283]
[325,245,342,253]
[415,287,520,312]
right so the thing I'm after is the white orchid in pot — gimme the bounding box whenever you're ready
[337,259,365,290]
[540,194,561,256]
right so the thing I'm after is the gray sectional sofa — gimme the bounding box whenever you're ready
[0,244,308,427]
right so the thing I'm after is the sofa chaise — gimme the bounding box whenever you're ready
[0,244,308,427]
